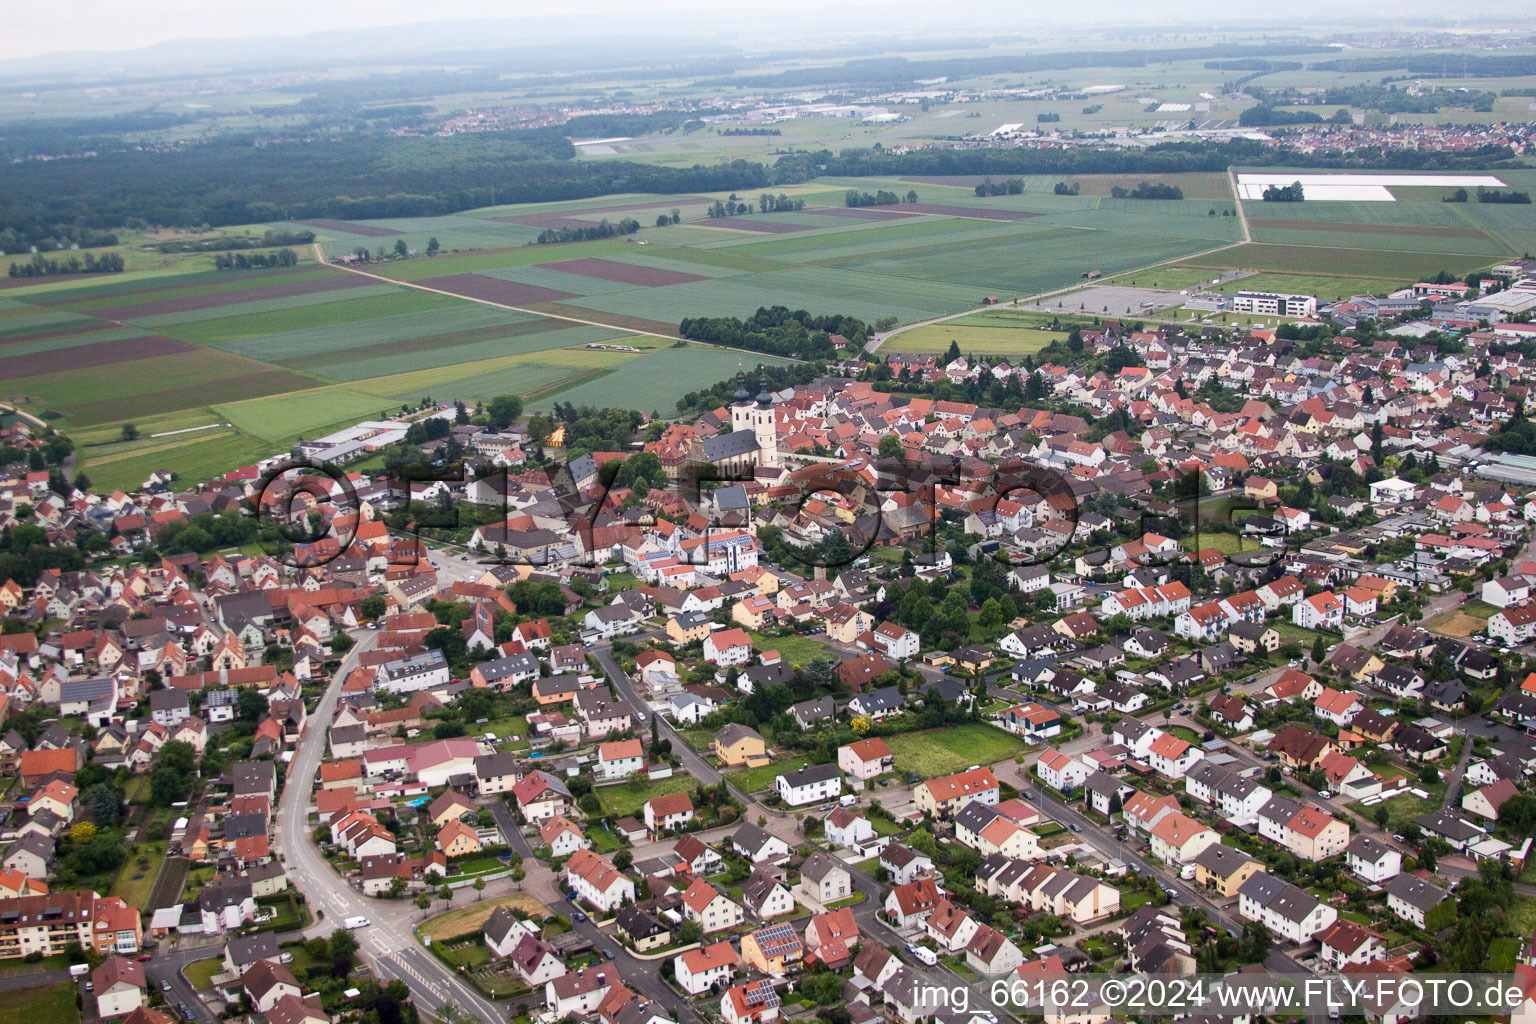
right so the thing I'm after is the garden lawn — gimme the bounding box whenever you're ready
[109,840,166,910]
[730,759,823,795]
[596,772,693,818]
[420,893,548,943]
[747,631,833,667]
[1489,937,1520,973]
[1346,780,1446,831]
[883,723,1026,778]
[183,957,224,990]
[1181,532,1260,556]
[0,984,77,1024]
[1507,895,1536,939]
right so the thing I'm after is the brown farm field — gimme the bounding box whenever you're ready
[0,334,194,377]
[542,257,709,287]
[416,272,580,305]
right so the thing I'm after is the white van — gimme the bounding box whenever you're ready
[343,916,371,930]
[907,943,938,966]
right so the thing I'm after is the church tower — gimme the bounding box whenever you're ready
[753,373,779,468]
[729,371,754,436]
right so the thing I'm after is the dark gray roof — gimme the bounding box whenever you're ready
[1385,873,1451,911]
[852,686,904,712]
[226,933,281,967]
[952,799,1001,836]
[475,653,539,683]
[790,697,834,724]
[701,430,762,462]
[1237,873,1320,924]
[149,688,190,710]
[59,677,114,703]
[779,762,841,789]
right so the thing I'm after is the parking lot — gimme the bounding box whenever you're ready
[1022,284,1190,316]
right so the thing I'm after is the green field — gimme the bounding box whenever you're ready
[1174,242,1489,281]
[527,346,794,416]
[887,309,1069,356]
[214,388,393,443]
[9,165,1524,487]
[0,984,77,1024]
[883,723,1026,777]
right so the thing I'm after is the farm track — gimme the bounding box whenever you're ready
[315,243,804,363]
[1229,167,1252,243]
[317,244,681,341]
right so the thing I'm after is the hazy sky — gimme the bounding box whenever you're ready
[3,0,881,60]
[5,0,1512,62]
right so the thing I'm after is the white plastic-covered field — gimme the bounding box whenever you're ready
[1235,172,1508,201]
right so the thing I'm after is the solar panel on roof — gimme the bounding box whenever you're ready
[753,922,801,957]
[743,984,782,1008]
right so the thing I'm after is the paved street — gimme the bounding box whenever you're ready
[275,630,507,1021]
[144,940,230,1024]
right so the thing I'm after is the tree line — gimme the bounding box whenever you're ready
[1112,181,1184,199]
[818,137,1520,182]
[157,228,315,253]
[213,248,300,269]
[1475,187,1532,204]
[846,189,916,207]
[535,218,640,244]
[7,251,125,277]
[0,226,118,256]
[1262,181,1306,202]
[975,178,1024,196]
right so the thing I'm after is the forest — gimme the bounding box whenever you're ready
[679,306,871,359]
[0,128,800,240]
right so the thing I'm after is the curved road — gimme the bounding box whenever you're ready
[275,631,506,1022]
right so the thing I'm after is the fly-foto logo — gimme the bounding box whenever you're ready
[253,453,1262,573]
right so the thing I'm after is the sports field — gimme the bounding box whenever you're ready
[6,169,1510,489]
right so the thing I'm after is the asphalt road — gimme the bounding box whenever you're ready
[1018,773,1324,1018]
[274,630,507,1022]
[144,941,230,1024]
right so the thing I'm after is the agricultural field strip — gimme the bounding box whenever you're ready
[210,302,541,361]
[163,289,466,347]
[42,265,343,312]
[1173,242,1493,279]
[124,283,405,329]
[85,273,379,322]
[0,308,103,334]
[324,257,684,339]
[526,346,794,414]
[0,334,196,378]
[298,324,631,383]
[344,344,644,400]
[0,326,151,358]
[24,264,326,305]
